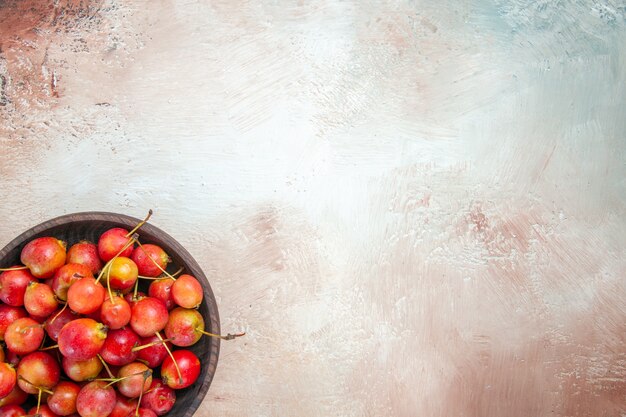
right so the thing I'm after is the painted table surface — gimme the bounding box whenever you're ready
[1,1,624,416]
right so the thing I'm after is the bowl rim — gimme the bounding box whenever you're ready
[0,211,220,417]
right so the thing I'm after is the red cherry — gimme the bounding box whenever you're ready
[47,380,81,416]
[105,257,138,291]
[148,279,175,310]
[67,277,105,314]
[161,349,201,389]
[136,334,172,368]
[4,317,44,355]
[16,351,60,394]
[100,295,131,329]
[165,307,203,347]
[28,404,59,417]
[62,356,103,382]
[24,282,58,318]
[131,244,170,277]
[140,378,176,415]
[171,274,203,309]
[0,305,28,341]
[98,228,134,262]
[0,405,26,417]
[76,381,116,417]
[0,268,37,306]
[52,263,93,301]
[124,291,146,307]
[116,362,152,398]
[45,307,79,342]
[130,297,168,337]
[66,241,102,275]
[20,237,67,278]
[58,318,108,361]
[110,391,138,417]
[137,408,158,417]
[0,362,17,398]
[0,384,27,407]
[100,327,139,366]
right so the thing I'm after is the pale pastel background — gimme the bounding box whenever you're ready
[1,1,625,416]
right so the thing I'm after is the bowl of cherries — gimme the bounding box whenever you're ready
[0,211,243,417]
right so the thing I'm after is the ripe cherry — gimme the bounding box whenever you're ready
[116,362,152,398]
[52,263,93,301]
[136,334,172,368]
[24,282,58,318]
[0,305,28,340]
[130,297,168,337]
[67,277,105,314]
[100,295,131,329]
[0,384,27,407]
[165,307,203,347]
[137,408,158,417]
[47,381,80,416]
[140,378,176,416]
[16,351,60,394]
[58,318,108,361]
[0,268,37,306]
[131,244,170,277]
[148,279,175,310]
[0,405,26,417]
[76,380,116,417]
[27,404,58,417]
[20,237,67,278]
[110,391,138,417]
[97,211,151,263]
[5,317,44,355]
[106,257,138,291]
[100,327,139,366]
[171,274,203,309]
[161,349,201,390]
[44,307,79,342]
[66,241,102,275]
[62,356,103,382]
[0,362,17,398]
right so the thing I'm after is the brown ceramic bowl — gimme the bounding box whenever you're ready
[0,212,220,417]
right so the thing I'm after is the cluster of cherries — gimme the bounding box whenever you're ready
[0,211,242,417]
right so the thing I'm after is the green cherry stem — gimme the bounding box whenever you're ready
[0,265,28,271]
